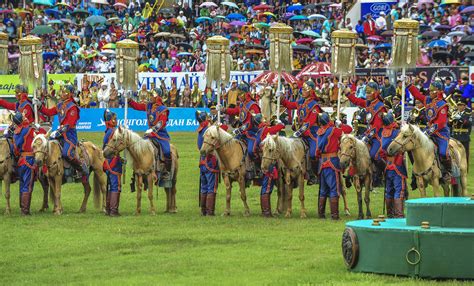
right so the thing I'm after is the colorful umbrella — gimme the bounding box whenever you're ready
[296,38,314,45]
[102,43,116,50]
[283,12,295,19]
[0,9,13,14]
[289,15,308,21]
[43,52,58,60]
[200,2,218,8]
[296,62,331,79]
[229,20,246,27]
[55,2,73,9]
[417,0,434,8]
[292,44,312,52]
[226,13,246,20]
[460,6,474,14]
[374,43,392,50]
[381,30,393,37]
[48,20,63,25]
[91,0,108,4]
[113,2,127,8]
[253,22,270,29]
[177,52,193,57]
[221,1,239,9]
[45,8,60,18]
[245,49,265,54]
[263,12,276,17]
[420,30,440,39]
[195,17,214,24]
[435,25,452,31]
[254,3,273,11]
[312,38,330,46]
[170,33,186,39]
[251,71,300,85]
[440,0,460,6]
[33,0,53,6]
[300,30,320,38]
[176,42,193,50]
[367,35,384,42]
[60,18,74,25]
[308,14,326,21]
[426,39,449,48]
[155,32,171,38]
[67,35,80,40]
[447,31,466,37]
[71,9,89,17]
[86,15,107,25]
[459,35,474,45]
[31,25,55,35]
[100,50,116,56]
[107,17,121,24]
[287,3,304,12]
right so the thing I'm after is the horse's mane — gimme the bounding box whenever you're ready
[261,135,301,162]
[402,124,434,153]
[205,125,235,147]
[33,133,49,149]
[342,134,370,158]
[121,127,154,157]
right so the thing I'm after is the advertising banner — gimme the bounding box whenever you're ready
[360,1,396,19]
[0,74,76,96]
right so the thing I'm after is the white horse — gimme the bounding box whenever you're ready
[387,124,468,197]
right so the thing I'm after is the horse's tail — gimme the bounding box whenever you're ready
[93,173,101,209]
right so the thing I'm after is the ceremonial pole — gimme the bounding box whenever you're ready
[392,19,419,123]
[269,24,293,119]
[116,39,139,185]
[330,29,357,216]
[206,36,231,124]
[19,35,44,125]
[0,32,8,75]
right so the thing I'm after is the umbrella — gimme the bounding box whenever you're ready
[42,52,58,60]
[67,35,80,40]
[287,3,304,12]
[113,2,127,8]
[176,42,193,50]
[45,8,60,18]
[417,0,434,8]
[253,22,270,29]
[304,4,316,10]
[292,44,312,52]
[263,12,276,18]
[367,35,384,42]
[200,2,218,8]
[215,15,226,20]
[60,18,74,25]
[48,20,62,25]
[381,30,393,37]
[33,0,53,6]
[330,3,342,8]
[86,15,107,25]
[177,52,193,57]
[296,62,331,79]
[221,1,239,9]
[420,30,440,39]
[170,33,186,39]
[283,12,295,19]
[440,0,460,6]
[100,50,116,56]
[289,15,308,21]
[435,25,452,31]
[155,32,171,38]
[375,43,392,50]
[8,53,20,59]
[426,40,449,48]
[251,71,300,85]
[226,13,246,20]
[300,30,320,38]
[465,52,474,59]
[195,17,214,24]
[71,9,89,17]
[419,24,431,33]
[308,14,326,21]
[102,43,116,50]
[460,6,474,14]
[17,9,32,18]
[102,9,115,15]
[91,0,108,4]
[107,17,121,24]
[31,25,55,35]
[55,2,73,9]
[432,51,451,60]
[0,9,13,14]
[459,35,474,45]
[316,1,332,6]
[254,3,273,11]
[245,49,265,54]
[312,38,330,46]
[447,31,466,37]
[296,38,314,45]
[229,20,246,27]
[246,43,266,49]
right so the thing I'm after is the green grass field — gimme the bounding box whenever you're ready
[0,132,472,285]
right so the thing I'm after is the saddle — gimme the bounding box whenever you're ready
[430,139,461,180]
[56,140,91,184]
[235,137,260,186]
[147,138,173,188]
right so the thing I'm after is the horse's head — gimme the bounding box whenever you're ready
[103,126,128,159]
[32,133,49,167]
[387,124,417,156]
[338,135,356,170]
[260,135,279,171]
[200,125,221,156]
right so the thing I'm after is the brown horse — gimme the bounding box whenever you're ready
[32,134,107,215]
[261,135,307,218]
[200,125,251,216]
[102,127,178,215]
[0,138,49,214]
[339,134,372,219]
[387,124,468,197]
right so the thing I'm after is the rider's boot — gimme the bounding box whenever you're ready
[70,157,89,177]
[318,196,327,219]
[440,156,452,184]
[206,192,216,216]
[393,198,404,218]
[385,198,394,218]
[162,159,172,180]
[260,193,272,217]
[105,191,111,216]
[20,192,32,216]
[200,193,207,216]
[109,191,121,217]
[329,197,340,220]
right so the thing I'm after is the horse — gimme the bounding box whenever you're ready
[32,134,107,215]
[339,134,373,219]
[387,124,468,197]
[102,127,178,215]
[0,138,50,214]
[200,125,251,216]
[260,135,307,218]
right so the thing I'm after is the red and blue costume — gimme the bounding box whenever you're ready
[316,114,352,220]
[380,114,407,218]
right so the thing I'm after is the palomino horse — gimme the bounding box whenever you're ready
[387,124,468,197]
[200,125,251,216]
[0,138,49,214]
[102,127,178,215]
[32,134,107,215]
[260,135,307,218]
[339,134,373,219]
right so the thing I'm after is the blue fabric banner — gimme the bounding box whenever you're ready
[52,107,209,132]
[360,1,396,19]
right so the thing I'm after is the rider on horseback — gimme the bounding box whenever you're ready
[102,110,123,216]
[380,111,407,218]
[280,80,322,185]
[128,88,172,180]
[345,81,387,187]
[408,80,451,183]
[316,112,352,220]
[35,85,89,178]
[0,85,35,140]
[220,82,262,179]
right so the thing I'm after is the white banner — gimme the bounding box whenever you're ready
[75,71,261,92]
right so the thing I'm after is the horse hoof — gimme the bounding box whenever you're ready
[150,210,156,216]
[285,212,292,218]
[358,215,364,220]
[243,211,250,217]
[168,209,177,214]
[78,209,86,214]
[222,211,231,217]
[366,215,372,219]
[53,211,62,216]
[39,207,48,212]
[4,209,11,215]
[135,211,141,216]
[344,210,351,216]
[300,212,307,219]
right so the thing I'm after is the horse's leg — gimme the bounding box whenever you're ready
[39,175,49,212]
[3,177,11,215]
[239,177,250,217]
[298,173,307,219]
[223,175,231,216]
[147,174,156,215]
[136,174,143,215]
[170,181,178,213]
[53,177,62,215]
[274,179,281,216]
[78,177,92,213]
[364,175,372,218]
[285,183,293,218]
[461,171,468,197]
[354,177,363,219]
[431,173,441,197]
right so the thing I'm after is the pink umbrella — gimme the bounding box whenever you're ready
[296,38,314,45]
[296,62,331,79]
[0,9,13,14]
[8,53,20,59]
[200,2,218,8]
[229,20,246,27]
[251,71,300,86]
[417,0,434,8]
[367,35,384,42]
[113,2,127,8]
[329,3,342,8]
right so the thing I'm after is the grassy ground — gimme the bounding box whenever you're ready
[0,132,472,285]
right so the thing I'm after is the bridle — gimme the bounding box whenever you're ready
[202,127,232,152]
[390,132,417,154]
[339,138,356,164]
